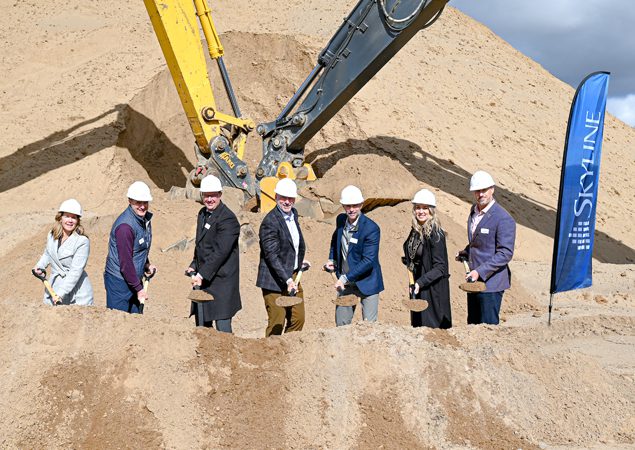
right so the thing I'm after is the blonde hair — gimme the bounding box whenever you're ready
[51,212,86,240]
[411,205,443,241]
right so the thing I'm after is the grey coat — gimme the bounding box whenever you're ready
[35,232,94,305]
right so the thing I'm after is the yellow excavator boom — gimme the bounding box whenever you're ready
[143,0,255,193]
[143,0,449,210]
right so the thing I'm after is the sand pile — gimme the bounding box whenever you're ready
[1,1,634,448]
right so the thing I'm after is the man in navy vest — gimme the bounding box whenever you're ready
[325,185,384,326]
[104,181,156,314]
[457,171,516,325]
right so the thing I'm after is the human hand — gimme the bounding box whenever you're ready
[302,260,311,270]
[137,288,148,302]
[33,267,44,276]
[334,279,345,292]
[324,261,335,272]
[455,250,468,261]
[287,279,298,294]
[191,274,203,287]
[466,270,479,282]
[145,264,157,277]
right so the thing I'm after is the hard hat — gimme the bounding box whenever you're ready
[340,185,364,205]
[469,171,495,191]
[127,181,153,201]
[200,175,223,193]
[274,178,297,198]
[58,198,83,216]
[411,189,436,207]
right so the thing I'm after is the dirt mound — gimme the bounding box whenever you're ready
[1,1,634,448]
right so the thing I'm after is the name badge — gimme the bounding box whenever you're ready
[481,228,490,234]
[139,238,145,244]
[350,237,358,244]
[204,223,211,229]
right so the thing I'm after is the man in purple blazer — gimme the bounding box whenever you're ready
[457,171,516,325]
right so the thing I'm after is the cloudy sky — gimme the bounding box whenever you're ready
[451,0,635,127]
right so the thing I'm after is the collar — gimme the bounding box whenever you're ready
[277,205,294,221]
[474,199,496,215]
[127,205,153,224]
[345,215,361,231]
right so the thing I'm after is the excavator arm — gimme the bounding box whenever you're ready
[255,0,448,202]
[143,0,448,209]
[143,0,257,196]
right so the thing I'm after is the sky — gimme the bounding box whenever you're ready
[450,0,635,127]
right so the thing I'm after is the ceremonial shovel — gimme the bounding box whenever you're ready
[184,271,215,327]
[458,258,486,293]
[402,269,429,312]
[140,267,157,314]
[31,269,62,305]
[184,271,215,302]
[323,266,359,306]
[275,263,310,307]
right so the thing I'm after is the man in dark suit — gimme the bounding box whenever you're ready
[256,178,309,336]
[457,170,516,325]
[325,185,384,326]
[186,175,241,333]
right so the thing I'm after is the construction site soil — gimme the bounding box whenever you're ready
[1,1,634,449]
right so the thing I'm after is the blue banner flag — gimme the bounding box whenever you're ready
[550,72,610,294]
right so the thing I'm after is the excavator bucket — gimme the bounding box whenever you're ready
[362,198,408,213]
[259,162,317,212]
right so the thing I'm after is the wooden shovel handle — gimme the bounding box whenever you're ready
[294,271,303,285]
[43,280,62,305]
[462,260,471,274]
[407,270,415,285]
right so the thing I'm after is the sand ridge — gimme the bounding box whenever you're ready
[0,1,634,448]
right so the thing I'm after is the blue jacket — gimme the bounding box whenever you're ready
[464,201,516,292]
[105,205,153,283]
[329,213,384,296]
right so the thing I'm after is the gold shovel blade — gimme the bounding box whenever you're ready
[459,281,486,293]
[402,299,429,312]
[188,290,215,302]
[275,296,303,307]
[332,294,359,307]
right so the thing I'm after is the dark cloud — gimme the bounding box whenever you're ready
[451,0,635,97]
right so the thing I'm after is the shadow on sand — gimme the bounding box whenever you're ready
[0,105,193,194]
[307,136,634,264]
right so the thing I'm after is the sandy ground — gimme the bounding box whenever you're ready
[0,1,634,448]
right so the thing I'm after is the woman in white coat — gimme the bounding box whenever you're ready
[33,199,94,305]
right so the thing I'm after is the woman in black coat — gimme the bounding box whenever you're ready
[402,189,452,329]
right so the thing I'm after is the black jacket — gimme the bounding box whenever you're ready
[256,207,306,292]
[403,228,452,328]
[189,202,241,321]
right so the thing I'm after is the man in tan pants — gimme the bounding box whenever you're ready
[256,179,310,336]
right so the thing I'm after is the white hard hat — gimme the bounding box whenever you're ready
[58,198,83,217]
[411,189,436,207]
[127,181,153,201]
[340,185,364,205]
[469,171,495,191]
[274,178,298,198]
[200,175,223,193]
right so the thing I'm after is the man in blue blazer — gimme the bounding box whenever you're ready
[325,185,384,326]
[457,171,516,325]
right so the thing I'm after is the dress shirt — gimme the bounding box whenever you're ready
[470,199,496,237]
[278,206,300,271]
